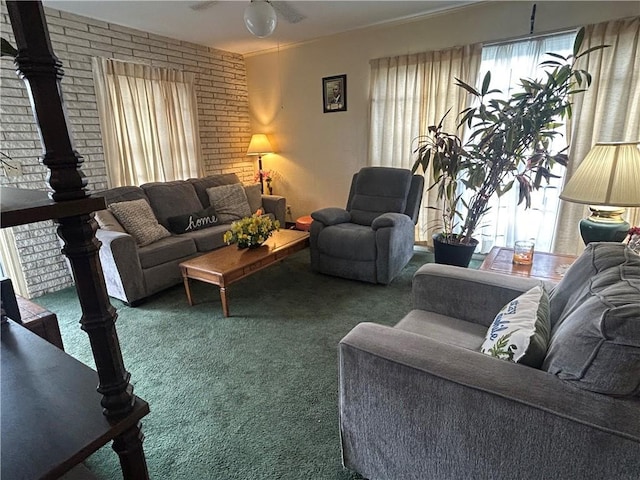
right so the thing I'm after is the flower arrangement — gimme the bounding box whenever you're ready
[254,169,276,194]
[627,226,640,255]
[223,214,280,249]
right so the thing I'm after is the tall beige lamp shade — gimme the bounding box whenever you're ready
[559,141,640,244]
[247,134,274,194]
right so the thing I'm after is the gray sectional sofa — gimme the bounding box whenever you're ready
[94,173,286,305]
[339,242,640,479]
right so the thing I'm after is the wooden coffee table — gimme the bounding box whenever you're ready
[179,229,310,317]
[479,246,577,282]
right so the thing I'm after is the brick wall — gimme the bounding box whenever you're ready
[0,3,252,298]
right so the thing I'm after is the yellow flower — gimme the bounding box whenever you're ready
[223,214,280,247]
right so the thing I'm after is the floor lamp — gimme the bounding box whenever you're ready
[560,142,640,245]
[247,134,274,194]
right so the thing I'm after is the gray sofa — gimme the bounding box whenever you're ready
[339,242,640,479]
[95,173,286,305]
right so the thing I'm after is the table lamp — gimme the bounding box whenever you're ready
[247,133,274,193]
[559,141,640,245]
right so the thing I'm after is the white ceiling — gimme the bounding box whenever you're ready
[43,0,479,55]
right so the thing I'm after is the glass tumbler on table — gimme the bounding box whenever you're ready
[513,240,535,265]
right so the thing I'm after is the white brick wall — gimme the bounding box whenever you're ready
[0,3,253,298]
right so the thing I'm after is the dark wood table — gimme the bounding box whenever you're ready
[479,246,577,282]
[180,229,310,317]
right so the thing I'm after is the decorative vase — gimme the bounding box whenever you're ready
[432,233,478,268]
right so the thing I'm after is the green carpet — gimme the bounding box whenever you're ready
[36,249,479,479]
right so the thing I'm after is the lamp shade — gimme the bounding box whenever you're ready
[246,134,274,156]
[244,1,277,38]
[559,142,640,206]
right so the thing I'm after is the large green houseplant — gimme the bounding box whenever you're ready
[412,27,605,265]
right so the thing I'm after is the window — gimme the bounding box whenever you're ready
[92,58,203,187]
[471,32,576,252]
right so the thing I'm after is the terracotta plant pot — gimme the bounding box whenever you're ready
[432,233,479,268]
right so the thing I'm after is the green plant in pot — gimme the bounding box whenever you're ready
[413,27,605,267]
[411,109,476,266]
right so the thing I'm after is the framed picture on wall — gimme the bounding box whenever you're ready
[323,74,347,113]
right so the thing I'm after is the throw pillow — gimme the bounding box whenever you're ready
[480,285,551,368]
[206,183,252,224]
[167,206,219,234]
[244,183,263,214]
[109,198,171,247]
[94,209,126,233]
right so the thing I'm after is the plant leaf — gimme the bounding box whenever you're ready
[573,27,585,57]
[454,77,480,96]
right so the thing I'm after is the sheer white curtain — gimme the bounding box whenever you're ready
[554,17,640,255]
[92,58,203,187]
[0,228,28,297]
[369,45,481,241]
[470,32,576,253]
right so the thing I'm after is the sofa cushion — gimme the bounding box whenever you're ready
[100,185,148,206]
[141,181,202,229]
[206,183,252,224]
[396,309,486,351]
[349,167,411,226]
[316,223,377,261]
[109,199,171,247]
[549,242,634,329]
[543,245,640,396]
[138,235,197,269]
[480,285,551,368]
[94,209,126,233]
[244,184,263,214]
[189,173,241,208]
[182,224,230,252]
[167,206,220,234]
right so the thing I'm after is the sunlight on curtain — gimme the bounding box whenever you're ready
[554,17,640,255]
[469,32,576,253]
[368,45,481,241]
[0,228,28,297]
[92,58,203,187]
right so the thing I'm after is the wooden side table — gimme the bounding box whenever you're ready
[479,246,577,282]
[16,295,64,350]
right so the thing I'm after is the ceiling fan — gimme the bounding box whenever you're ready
[189,1,306,38]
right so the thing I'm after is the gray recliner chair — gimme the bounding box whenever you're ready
[310,167,424,284]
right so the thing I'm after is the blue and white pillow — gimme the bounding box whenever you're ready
[481,285,551,368]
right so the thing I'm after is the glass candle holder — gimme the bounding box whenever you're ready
[513,240,535,265]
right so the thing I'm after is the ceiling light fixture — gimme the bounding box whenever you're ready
[244,0,277,38]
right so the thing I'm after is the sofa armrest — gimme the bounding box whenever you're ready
[412,263,544,327]
[96,229,146,305]
[261,194,286,226]
[339,322,640,480]
[371,212,412,230]
[311,207,351,226]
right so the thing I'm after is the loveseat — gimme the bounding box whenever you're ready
[94,173,286,305]
[339,242,640,479]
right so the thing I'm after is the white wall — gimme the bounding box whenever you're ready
[245,1,639,222]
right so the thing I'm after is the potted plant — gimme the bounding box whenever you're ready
[413,27,605,267]
[411,109,477,266]
[223,214,280,249]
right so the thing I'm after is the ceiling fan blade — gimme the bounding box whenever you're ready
[270,1,306,24]
[189,1,218,11]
